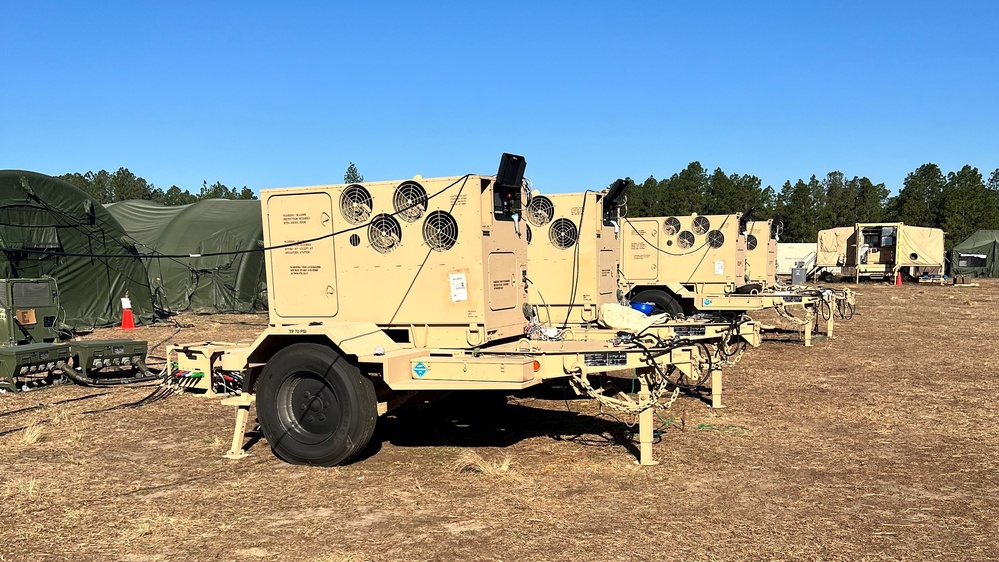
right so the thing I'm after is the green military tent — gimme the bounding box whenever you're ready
[949,230,999,278]
[106,199,266,314]
[0,170,155,329]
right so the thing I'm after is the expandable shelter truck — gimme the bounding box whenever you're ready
[206,155,706,467]
[816,223,944,282]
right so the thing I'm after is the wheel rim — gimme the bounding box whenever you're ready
[276,370,343,445]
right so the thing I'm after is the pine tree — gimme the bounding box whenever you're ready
[344,162,364,184]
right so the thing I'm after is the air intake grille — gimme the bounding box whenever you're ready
[368,214,402,253]
[422,210,458,252]
[707,230,725,248]
[692,216,711,235]
[12,282,52,307]
[677,230,695,249]
[393,181,428,223]
[747,234,758,251]
[340,185,373,225]
[549,218,579,250]
[526,196,555,227]
[664,217,681,236]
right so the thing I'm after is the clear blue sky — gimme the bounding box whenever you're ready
[2,1,996,196]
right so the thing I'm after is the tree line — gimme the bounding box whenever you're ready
[57,167,256,206]
[621,162,999,249]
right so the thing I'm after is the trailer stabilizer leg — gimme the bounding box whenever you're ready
[636,374,659,466]
[221,394,255,460]
[804,315,813,347]
[710,368,725,409]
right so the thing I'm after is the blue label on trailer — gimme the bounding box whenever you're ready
[413,362,428,378]
[703,298,712,306]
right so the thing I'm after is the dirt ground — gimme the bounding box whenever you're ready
[2,282,998,561]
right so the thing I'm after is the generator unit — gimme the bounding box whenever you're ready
[0,278,61,346]
[524,185,624,325]
[622,213,746,292]
[745,219,777,288]
[263,169,527,348]
[216,155,709,468]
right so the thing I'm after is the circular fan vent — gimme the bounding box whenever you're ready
[747,234,758,251]
[707,230,725,248]
[526,224,532,245]
[692,216,711,235]
[422,210,458,252]
[526,196,555,227]
[677,230,695,249]
[549,218,578,250]
[393,181,428,223]
[663,217,681,236]
[340,185,373,225]
[368,214,402,254]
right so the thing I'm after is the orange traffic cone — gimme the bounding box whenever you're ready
[894,271,902,286]
[119,295,137,330]
[119,308,136,330]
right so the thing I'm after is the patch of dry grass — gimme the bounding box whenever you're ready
[20,421,44,444]
[452,451,512,474]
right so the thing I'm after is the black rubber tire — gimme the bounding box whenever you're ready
[631,289,683,316]
[820,271,835,283]
[256,343,377,466]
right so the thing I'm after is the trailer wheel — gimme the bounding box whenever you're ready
[820,271,836,283]
[256,343,377,466]
[631,289,683,315]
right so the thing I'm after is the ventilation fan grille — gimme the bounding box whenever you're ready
[677,230,695,249]
[423,210,458,251]
[340,185,373,225]
[393,181,428,223]
[664,217,681,236]
[707,230,725,248]
[526,196,555,227]
[692,216,711,235]
[368,214,402,253]
[549,218,579,250]
[526,224,532,244]
[747,234,758,251]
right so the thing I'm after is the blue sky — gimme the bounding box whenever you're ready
[2,1,996,196]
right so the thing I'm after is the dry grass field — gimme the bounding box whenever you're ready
[2,282,998,561]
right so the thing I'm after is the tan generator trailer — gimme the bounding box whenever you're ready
[816,222,945,282]
[621,213,747,313]
[205,155,709,467]
[523,187,761,385]
[619,214,853,345]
